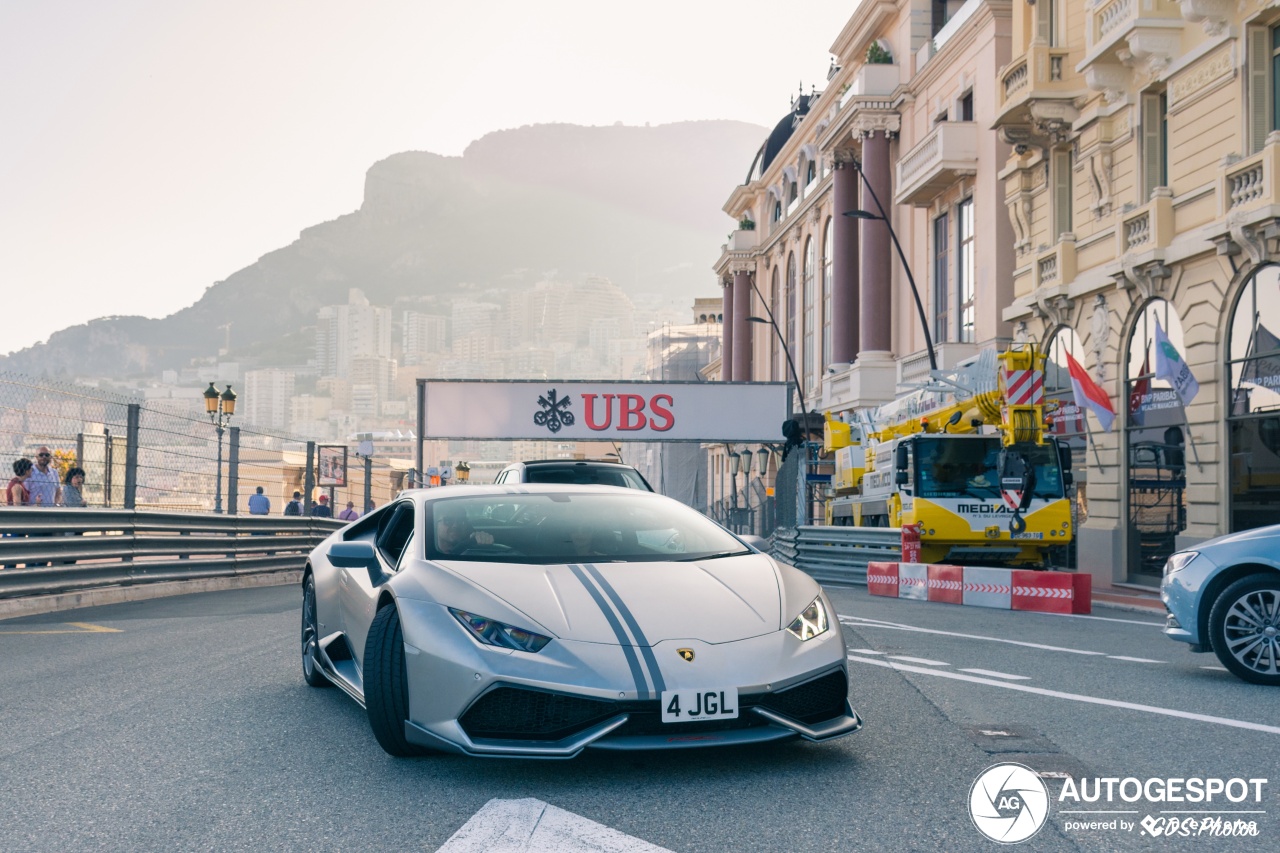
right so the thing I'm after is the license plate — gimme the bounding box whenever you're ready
[1012,532,1044,540]
[660,688,739,723]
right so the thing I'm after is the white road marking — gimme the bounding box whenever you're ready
[960,668,1031,681]
[846,648,884,655]
[1041,612,1164,627]
[887,655,949,666]
[437,798,672,853]
[1107,655,1165,663]
[1201,665,1229,672]
[847,655,1280,735]
[840,615,1108,656]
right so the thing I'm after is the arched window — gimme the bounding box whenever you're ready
[803,237,816,396]
[823,217,833,370]
[1124,299,1192,580]
[786,254,798,385]
[1044,327,1088,569]
[1227,264,1280,532]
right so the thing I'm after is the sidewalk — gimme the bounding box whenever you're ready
[1091,581,1165,615]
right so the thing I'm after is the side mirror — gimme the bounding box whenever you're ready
[739,534,769,553]
[894,444,909,471]
[327,541,386,586]
[1057,442,1073,472]
[1063,471,1074,488]
[895,469,909,486]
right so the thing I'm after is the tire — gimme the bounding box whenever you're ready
[1208,574,1280,686]
[301,575,331,688]
[363,604,431,757]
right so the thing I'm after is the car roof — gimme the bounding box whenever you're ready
[400,483,664,502]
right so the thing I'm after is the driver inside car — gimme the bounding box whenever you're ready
[434,504,494,555]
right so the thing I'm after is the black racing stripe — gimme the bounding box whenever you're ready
[567,563,651,700]
[583,563,666,694]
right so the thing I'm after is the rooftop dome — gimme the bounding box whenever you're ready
[757,94,813,177]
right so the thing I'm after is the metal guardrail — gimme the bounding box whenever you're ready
[0,508,343,599]
[771,526,902,587]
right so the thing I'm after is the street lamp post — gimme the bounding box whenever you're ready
[843,161,938,374]
[456,461,471,483]
[747,314,812,526]
[203,382,237,514]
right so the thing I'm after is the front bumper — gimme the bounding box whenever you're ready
[396,599,860,757]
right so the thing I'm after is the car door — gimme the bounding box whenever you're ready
[339,500,417,669]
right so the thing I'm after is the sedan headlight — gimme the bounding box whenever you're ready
[787,596,829,641]
[1163,551,1199,577]
[448,608,552,653]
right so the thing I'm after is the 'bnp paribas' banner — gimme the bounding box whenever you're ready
[418,380,791,442]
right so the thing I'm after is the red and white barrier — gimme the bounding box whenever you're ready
[866,561,1091,615]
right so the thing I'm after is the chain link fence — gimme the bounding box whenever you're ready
[0,373,409,514]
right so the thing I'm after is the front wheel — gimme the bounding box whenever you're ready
[363,604,432,756]
[1208,575,1280,686]
[301,575,331,688]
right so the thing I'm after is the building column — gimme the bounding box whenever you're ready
[859,130,893,357]
[722,278,734,381]
[732,270,752,381]
[832,160,860,364]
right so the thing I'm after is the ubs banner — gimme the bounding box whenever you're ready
[419,380,790,442]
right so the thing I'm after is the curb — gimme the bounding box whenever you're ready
[0,571,302,621]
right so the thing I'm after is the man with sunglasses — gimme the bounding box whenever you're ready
[28,446,61,508]
[434,503,494,555]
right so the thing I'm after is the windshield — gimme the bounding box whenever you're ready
[914,437,1064,501]
[425,492,748,563]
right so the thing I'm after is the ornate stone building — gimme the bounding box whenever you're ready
[718,0,1280,586]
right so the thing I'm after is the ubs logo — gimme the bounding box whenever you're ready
[533,389,574,433]
[677,648,695,662]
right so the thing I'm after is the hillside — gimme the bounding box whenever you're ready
[3,120,765,378]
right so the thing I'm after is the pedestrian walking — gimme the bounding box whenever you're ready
[248,486,270,515]
[61,468,87,507]
[27,446,61,507]
[311,494,333,518]
[284,491,303,516]
[337,501,359,521]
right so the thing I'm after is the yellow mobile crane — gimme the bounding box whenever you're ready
[826,345,1074,567]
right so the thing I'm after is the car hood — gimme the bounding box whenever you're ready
[1199,523,1280,553]
[435,554,782,644]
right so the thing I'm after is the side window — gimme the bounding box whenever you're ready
[376,503,416,566]
[395,531,416,570]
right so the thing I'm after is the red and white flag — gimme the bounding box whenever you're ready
[1065,350,1116,432]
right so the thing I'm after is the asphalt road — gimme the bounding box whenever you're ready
[1,583,1276,852]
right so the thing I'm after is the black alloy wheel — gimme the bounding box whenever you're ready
[301,575,331,688]
[1208,574,1280,686]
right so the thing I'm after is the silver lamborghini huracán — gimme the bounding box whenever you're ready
[301,485,863,757]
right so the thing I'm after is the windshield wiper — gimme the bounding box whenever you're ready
[673,550,748,562]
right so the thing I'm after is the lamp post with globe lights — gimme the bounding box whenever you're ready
[203,382,237,514]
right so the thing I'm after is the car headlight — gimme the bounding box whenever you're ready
[1163,551,1199,577]
[448,608,551,653]
[786,596,829,641]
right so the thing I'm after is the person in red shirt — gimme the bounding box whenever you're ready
[6,458,33,505]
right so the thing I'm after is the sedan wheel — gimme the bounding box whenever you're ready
[1209,575,1280,686]
[301,575,331,688]
[363,604,431,757]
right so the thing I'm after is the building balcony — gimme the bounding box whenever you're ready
[1221,139,1280,219]
[1119,190,1174,256]
[993,45,1081,133]
[1079,0,1183,81]
[895,122,979,206]
[1034,238,1077,291]
[731,229,758,251]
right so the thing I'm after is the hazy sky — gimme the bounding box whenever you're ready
[1,1,855,356]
